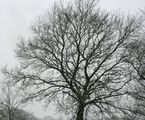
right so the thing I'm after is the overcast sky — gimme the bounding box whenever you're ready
[0,0,145,119]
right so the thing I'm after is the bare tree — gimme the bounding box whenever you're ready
[124,22,145,120]
[0,81,21,120]
[0,80,38,120]
[3,0,145,120]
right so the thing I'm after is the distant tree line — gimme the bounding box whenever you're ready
[0,107,39,120]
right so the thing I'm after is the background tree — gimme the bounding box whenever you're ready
[0,81,39,120]
[0,80,20,120]
[124,21,145,120]
[3,0,145,120]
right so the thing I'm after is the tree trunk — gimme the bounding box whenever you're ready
[76,103,85,120]
[8,108,12,120]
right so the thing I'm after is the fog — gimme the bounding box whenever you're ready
[0,0,144,119]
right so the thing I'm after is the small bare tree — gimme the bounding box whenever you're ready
[3,0,145,120]
[0,81,20,120]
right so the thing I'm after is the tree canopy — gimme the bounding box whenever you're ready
[3,0,145,120]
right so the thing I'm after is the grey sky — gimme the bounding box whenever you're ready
[0,0,145,119]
